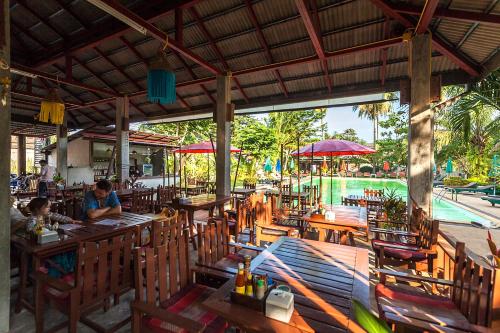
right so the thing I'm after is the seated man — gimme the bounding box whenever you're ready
[82,179,121,220]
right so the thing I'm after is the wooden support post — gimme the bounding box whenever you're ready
[17,135,26,175]
[116,96,130,183]
[56,119,68,181]
[216,73,232,197]
[0,0,11,330]
[408,33,433,216]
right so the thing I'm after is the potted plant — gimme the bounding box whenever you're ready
[380,188,407,223]
[52,173,65,189]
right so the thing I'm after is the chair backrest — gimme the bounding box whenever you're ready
[131,188,154,214]
[364,188,384,197]
[75,228,138,310]
[64,197,83,220]
[151,210,187,247]
[416,218,438,250]
[243,180,256,189]
[134,230,191,305]
[197,218,230,266]
[156,185,175,209]
[302,185,318,205]
[341,196,359,206]
[451,242,500,328]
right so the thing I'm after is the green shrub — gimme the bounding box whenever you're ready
[467,176,490,185]
[359,165,373,173]
[443,177,470,186]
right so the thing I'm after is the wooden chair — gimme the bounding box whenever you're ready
[302,185,318,208]
[226,197,252,243]
[196,218,263,275]
[243,180,256,189]
[63,197,83,220]
[131,232,228,333]
[255,197,300,246]
[376,242,500,332]
[150,209,188,247]
[35,229,139,333]
[130,188,155,214]
[371,217,439,272]
[341,196,360,206]
[363,188,384,197]
[155,185,175,213]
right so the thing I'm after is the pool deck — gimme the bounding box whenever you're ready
[432,188,500,227]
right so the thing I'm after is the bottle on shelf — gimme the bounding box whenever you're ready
[235,263,246,294]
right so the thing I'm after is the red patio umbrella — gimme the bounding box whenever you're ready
[292,139,376,205]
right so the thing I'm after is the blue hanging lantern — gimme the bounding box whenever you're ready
[147,47,176,105]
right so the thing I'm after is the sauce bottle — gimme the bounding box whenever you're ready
[245,273,253,297]
[235,263,246,294]
[255,279,265,300]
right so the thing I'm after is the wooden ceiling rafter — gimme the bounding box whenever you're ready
[189,6,250,103]
[243,0,288,97]
[368,0,481,77]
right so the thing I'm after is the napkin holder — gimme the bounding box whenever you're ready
[265,289,294,323]
[37,229,60,244]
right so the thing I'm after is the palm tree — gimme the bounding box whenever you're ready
[353,93,396,148]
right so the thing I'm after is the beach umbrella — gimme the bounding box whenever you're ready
[264,157,273,173]
[292,139,376,205]
[383,161,390,172]
[275,159,282,173]
[446,158,453,174]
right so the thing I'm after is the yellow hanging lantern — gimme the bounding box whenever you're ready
[39,89,65,125]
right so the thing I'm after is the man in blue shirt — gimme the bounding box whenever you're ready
[82,179,121,220]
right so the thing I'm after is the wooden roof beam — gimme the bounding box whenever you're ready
[189,6,250,102]
[368,0,480,77]
[393,3,500,25]
[11,63,120,96]
[243,0,288,97]
[295,0,332,93]
[53,0,90,30]
[380,17,390,85]
[33,0,201,69]
[70,56,147,117]
[415,0,439,34]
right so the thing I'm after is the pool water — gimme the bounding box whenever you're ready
[298,177,492,224]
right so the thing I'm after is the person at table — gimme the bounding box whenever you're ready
[38,159,54,198]
[82,179,121,220]
[10,196,28,235]
[24,197,80,232]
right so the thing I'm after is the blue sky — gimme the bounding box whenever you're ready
[326,106,373,142]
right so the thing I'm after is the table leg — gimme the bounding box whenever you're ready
[318,228,326,242]
[218,204,225,218]
[188,210,197,250]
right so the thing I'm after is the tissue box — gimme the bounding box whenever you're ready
[265,289,294,323]
[37,230,60,244]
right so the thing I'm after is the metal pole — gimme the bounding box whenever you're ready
[173,150,177,197]
[166,148,170,187]
[310,143,314,207]
[178,145,182,195]
[162,148,166,187]
[280,144,284,207]
[184,163,187,195]
[207,153,210,183]
[297,136,301,212]
[330,154,333,206]
[232,144,244,192]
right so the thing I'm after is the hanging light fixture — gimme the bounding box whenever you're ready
[147,40,176,105]
[39,88,65,125]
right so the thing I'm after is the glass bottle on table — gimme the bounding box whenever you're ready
[235,263,246,294]
[245,273,254,297]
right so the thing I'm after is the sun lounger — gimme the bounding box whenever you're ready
[453,184,495,195]
[481,195,500,206]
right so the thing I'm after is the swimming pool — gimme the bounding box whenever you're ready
[298,177,492,224]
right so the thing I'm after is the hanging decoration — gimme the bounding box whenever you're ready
[39,88,65,124]
[147,38,176,105]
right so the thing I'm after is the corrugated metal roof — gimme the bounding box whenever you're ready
[9,0,498,129]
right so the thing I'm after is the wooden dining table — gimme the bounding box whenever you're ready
[203,237,369,332]
[303,205,368,244]
[171,194,231,249]
[231,187,256,199]
[11,212,153,313]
